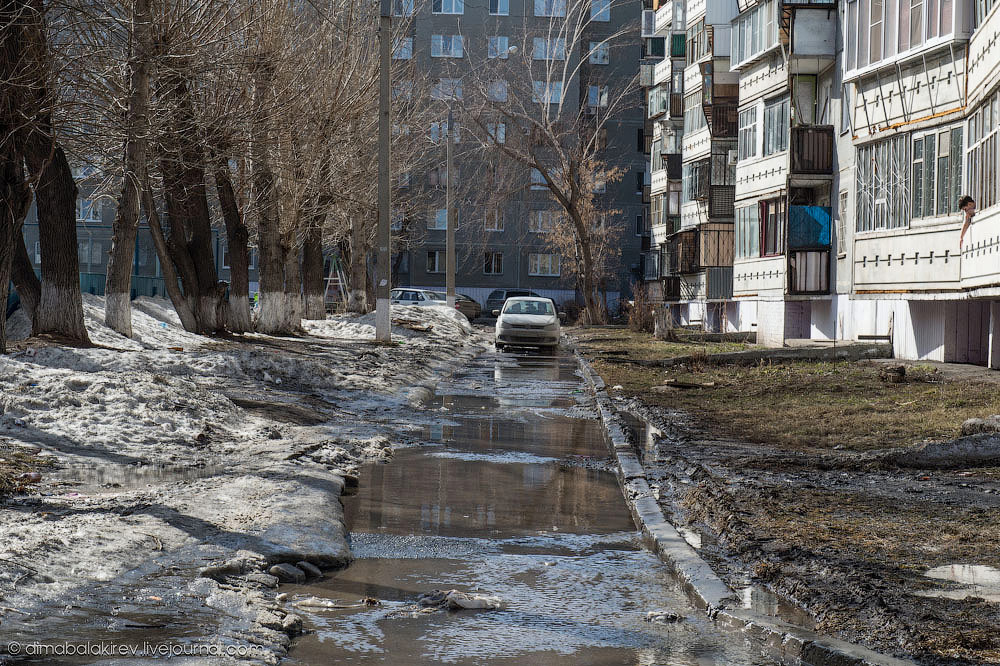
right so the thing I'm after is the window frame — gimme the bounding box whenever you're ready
[432,0,464,14]
[528,252,561,276]
[427,251,445,274]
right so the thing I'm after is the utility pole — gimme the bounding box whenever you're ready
[375,0,392,342]
[446,107,456,308]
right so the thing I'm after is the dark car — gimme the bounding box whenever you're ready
[485,289,542,317]
[454,293,482,321]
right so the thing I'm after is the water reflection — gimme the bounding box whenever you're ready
[917,564,1000,602]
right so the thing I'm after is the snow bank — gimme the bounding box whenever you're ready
[303,304,474,341]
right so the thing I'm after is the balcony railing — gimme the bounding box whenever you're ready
[669,92,683,117]
[698,224,734,267]
[670,33,685,58]
[709,185,735,218]
[661,275,681,299]
[709,103,738,137]
[788,249,830,294]
[665,229,698,274]
[790,125,834,174]
[706,266,733,300]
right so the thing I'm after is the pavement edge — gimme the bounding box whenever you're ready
[574,350,917,666]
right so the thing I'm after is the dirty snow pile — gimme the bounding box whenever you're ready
[303,304,474,341]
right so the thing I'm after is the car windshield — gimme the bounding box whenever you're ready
[503,300,554,315]
[430,292,446,300]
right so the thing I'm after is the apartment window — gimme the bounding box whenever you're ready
[534,0,566,16]
[846,0,956,73]
[587,85,608,108]
[533,37,566,60]
[682,159,709,201]
[528,253,561,276]
[431,35,464,58]
[738,107,758,160]
[636,170,645,194]
[487,122,506,144]
[77,198,101,222]
[532,80,563,104]
[33,241,41,264]
[488,36,510,58]
[856,134,911,232]
[490,0,508,14]
[636,214,647,236]
[430,120,460,143]
[589,41,609,64]
[760,198,786,256]
[428,166,457,188]
[432,0,463,13]
[398,171,411,188]
[683,93,706,133]
[393,37,412,60]
[969,92,999,212]
[393,81,413,100]
[484,252,504,274]
[593,171,606,193]
[651,194,664,229]
[732,0,777,66]
[735,205,760,258]
[651,137,663,172]
[763,96,789,156]
[486,210,504,231]
[393,0,414,16]
[487,80,508,102]
[976,0,998,24]
[837,190,848,255]
[431,78,463,100]
[591,0,610,21]
[427,251,445,273]
[529,210,557,232]
[841,84,852,134]
[429,209,448,230]
[685,19,708,66]
[530,168,548,190]
[390,214,405,231]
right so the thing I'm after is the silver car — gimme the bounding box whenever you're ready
[493,297,563,351]
[390,288,447,306]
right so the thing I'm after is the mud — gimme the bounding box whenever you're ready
[617,397,1000,665]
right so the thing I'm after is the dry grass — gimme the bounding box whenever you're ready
[573,327,753,360]
[0,444,50,497]
[577,329,1000,451]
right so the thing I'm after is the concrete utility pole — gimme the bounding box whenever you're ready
[446,107,456,308]
[375,0,392,342]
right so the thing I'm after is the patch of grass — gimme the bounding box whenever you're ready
[0,444,50,497]
[573,327,753,361]
[580,329,1000,451]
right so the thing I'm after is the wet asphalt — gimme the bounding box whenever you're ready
[284,349,771,665]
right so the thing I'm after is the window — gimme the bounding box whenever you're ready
[976,0,998,25]
[77,198,101,222]
[393,0,414,16]
[731,0,777,66]
[393,81,413,100]
[533,37,566,60]
[735,205,760,258]
[488,36,510,58]
[587,85,608,108]
[484,252,503,274]
[431,78,463,100]
[763,96,789,156]
[34,241,40,264]
[393,37,412,60]
[534,0,565,16]
[487,122,506,144]
[969,93,998,212]
[428,166,457,187]
[846,0,957,73]
[486,210,504,231]
[490,0,508,14]
[529,210,557,232]
[856,134,911,232]
[532,80,563,104]
[635,214,646,236]
[528,253,561,276]
[432,0,463,13]
[591,0,610,21]
[593,171,606,193]
[398,171,411,188]
[685,19,708,66]
[487,80,508,102]
[431,35,464,58]
[391,213,405,231]
[531,168,548,190]
[589,41,609,64]
[429,209,448,230]
[683,93,706,134]
[430,120,460,143]
[837,190,848,255]
[427,251,445,273]
[760,198,786,256]
[841,84,852,135]
[738,107,757,160]
[682,159,709,201]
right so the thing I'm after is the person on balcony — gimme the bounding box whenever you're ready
[959,196,977,250]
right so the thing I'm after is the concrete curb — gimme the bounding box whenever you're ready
[575,351,917,666]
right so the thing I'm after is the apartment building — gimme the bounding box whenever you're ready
[393,0,647,309]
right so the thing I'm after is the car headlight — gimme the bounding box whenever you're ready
[544,321,559,331]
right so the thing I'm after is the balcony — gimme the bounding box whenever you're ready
[708,103,738,137]
[664,229,699,274]
[709,185,735,218]
[661,275,681,299]
[789,125,834,175]
[655,1,673,33]
[698,223,734,267]
[706,266,733,300]
[647,86,669,118]
[670,33,685,58]
[788,249,830,294]
[788,205,832,249]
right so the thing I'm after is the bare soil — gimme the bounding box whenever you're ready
[574,328,1000,665]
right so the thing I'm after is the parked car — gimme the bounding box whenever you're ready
[454,293,482,321]
[390,288,446,306]
[485,289,542,317]
[494,297,564,351]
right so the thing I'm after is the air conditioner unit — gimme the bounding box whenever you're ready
[727,149,739,166]
[641,10,656,38]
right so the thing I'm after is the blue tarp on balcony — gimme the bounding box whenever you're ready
[788,205,831,249]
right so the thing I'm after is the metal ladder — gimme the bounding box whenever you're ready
[323,256,348,313]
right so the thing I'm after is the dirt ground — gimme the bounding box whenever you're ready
[573,327,1000,665]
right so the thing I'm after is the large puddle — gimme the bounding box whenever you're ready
[286,352,770,665]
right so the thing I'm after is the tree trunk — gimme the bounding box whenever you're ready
[0,146,31,353]
[252,151,294,334]
[12,227,40,322]
[142,183,197,332]
[302,221,325,319]
[214,158,251,332]
[346,219,367,313]
[569,209,601,325]
[283,231,303,328]
[104,0,151,337]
